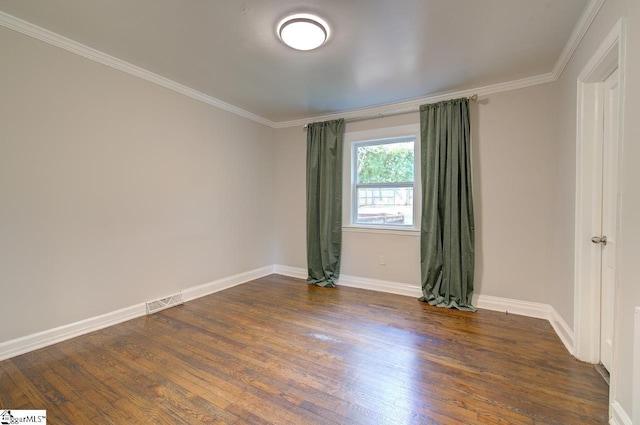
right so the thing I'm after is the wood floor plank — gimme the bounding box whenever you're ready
[0,274,608,424]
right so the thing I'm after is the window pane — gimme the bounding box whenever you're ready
[356,186,413,226]
[356,141,414,184]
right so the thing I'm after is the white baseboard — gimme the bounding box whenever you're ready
[610,400,633,425]
[273,264,307,280]
[0,265,275,361]
[274,266,575,355]
[0,264,577,362]
[338,274,422,298]
[181,265,274,302]
[634,307,640,425]
[273,265,424,298]
[473,294,575,355]
[473,294,551,319]
[550,308,575,356]
[0,303,146,361]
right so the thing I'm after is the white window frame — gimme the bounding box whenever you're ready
[343,124,421,234]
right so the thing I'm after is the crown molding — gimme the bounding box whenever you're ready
[0,11,276,128]
[1,0,602,131]
[552,0,606,79]
[277,0,605,131]
[274,0,604,129]
[274,72,555,128]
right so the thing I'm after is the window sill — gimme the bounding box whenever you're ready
[342,225,420,237]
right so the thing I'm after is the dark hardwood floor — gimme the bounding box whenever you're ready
[0,274,609,424]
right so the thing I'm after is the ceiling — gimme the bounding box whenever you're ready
[0,0,589,124]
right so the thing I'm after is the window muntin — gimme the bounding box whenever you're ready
[352,137,416,227]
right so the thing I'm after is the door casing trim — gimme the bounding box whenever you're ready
[574,16,625,406]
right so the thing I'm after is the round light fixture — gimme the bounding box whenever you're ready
[277,13,330,51]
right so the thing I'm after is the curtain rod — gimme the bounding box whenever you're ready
[303,94,478,129]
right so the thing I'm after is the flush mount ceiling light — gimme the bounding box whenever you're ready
[277,13,330,51]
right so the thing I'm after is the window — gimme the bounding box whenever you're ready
[344,124,420,231]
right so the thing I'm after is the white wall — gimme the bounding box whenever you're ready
[552,0,640,417]
[471,84,558,302]
[0,26,276,343]
[274,83,559,304]
[273,125,308,270]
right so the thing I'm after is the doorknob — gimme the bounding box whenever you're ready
[591,235,608,246]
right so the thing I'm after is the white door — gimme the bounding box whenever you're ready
[599,68,619,372]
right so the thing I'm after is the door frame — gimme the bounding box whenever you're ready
[574,15,625,393]
[599,67,619,373]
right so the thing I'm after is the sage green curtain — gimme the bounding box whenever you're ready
[419,98,476,311]
[306,119,345,287]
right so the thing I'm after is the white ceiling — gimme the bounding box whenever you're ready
[0,0,589,124]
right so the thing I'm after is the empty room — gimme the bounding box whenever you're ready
[1,0,639,424]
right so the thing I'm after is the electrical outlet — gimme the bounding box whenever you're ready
[379,255,386,265]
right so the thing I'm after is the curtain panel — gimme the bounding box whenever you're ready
[419,98,476,311]
[306,119,345,287]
